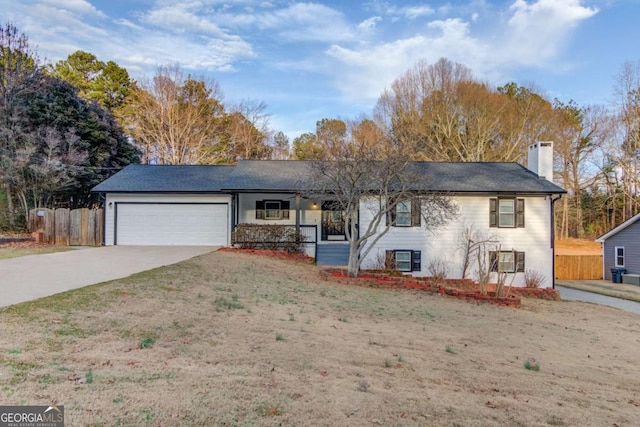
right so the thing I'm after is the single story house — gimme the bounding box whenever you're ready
[91,142,564,288]
[596,213,640,284]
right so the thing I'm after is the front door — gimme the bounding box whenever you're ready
[321,202,346,241]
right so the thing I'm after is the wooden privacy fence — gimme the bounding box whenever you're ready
[29,208,103,246]
[555,255,603,280]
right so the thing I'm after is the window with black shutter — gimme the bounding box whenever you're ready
[488,250,525,273]
[387,198,421,227]
[387,250,422,272]
[255,200,290,220]
[490,198,525,228]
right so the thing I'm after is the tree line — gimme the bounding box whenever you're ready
[2,22,639,239]
[292,58,640,240]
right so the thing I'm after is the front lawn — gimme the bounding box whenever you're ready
[0,251,638,426]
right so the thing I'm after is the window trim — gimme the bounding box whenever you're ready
[395,251,412,272]
[395,201,411,227]
[615,246,625,267]
[498,199,515,228]
[264,200,282,220]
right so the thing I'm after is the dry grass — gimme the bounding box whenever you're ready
[0,251,639,426]
[0,244,72,260]
[555,238,601,256]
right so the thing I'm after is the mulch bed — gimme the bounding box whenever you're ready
[319,269,561,308]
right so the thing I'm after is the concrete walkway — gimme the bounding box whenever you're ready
[556,279,640,302]
[557,286,640,315]
[0,246,217,308]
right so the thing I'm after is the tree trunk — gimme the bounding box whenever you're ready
[4,185,16,227]
[347,244,360,277]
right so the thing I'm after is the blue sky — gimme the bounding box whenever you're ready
[2,0,637,139]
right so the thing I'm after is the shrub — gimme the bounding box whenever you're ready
[524,269,545,288]
[428,258,449,286]
[231,224,306,253]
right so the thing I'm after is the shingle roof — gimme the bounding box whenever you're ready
[91,160,565,194]
[91,164,235,192]
[221,160,312,191]
[411,162,565,193]
[220,160,565,194]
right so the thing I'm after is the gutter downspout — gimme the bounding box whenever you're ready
[100,193,106,246]
[550,194,562,289]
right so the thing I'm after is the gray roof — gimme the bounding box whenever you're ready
[411,162,565,193]
[91,160,565,194]
[91,164,235,192]
[221,160,312,191]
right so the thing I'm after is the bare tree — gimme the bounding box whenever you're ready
[128,64,225,165]
[0,22,40,226]
[374,58,556,163]
[302,120,457,277]
[553,101,608,238]
[226,99,272,161]
[611,61,640,222]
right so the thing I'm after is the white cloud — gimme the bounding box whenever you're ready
[41,0,106,18]
[505,0,598,65]
[320,0,598,105]
[386,4,436,19]
[357,16,382,31]
[325,18,486,102]
[113,18,143,31]
[249,2,354,42]
[142,4,229,38]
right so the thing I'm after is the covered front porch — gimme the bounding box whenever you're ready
[230,192,351,265]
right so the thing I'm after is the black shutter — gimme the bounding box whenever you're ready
[489,251,497,272]
[411,250,421,271]
[516,199,525,228]
[385,250,394,270]
[282,200,290,219]
[516,251,525,272]
[411,199,421,227]
[256,200,265,219]
[489,198,497,227]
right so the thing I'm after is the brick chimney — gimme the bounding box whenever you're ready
[527,141,554,182]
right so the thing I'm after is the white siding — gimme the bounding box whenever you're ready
[104,193,232,246]
[359,195,554,288]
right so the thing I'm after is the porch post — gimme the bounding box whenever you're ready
[295,195,301,232]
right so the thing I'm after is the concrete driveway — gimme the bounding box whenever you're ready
[0,246,217,308]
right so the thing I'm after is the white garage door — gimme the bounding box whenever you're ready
[116,203,228,245]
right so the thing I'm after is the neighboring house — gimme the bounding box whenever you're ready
[596,213,640,281]
[91,142,564,288]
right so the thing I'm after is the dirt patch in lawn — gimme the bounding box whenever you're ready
[0,251,638,426]
[555,238,601,255]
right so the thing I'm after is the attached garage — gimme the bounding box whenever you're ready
[115,203,228,246]
[91,165,235,246]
